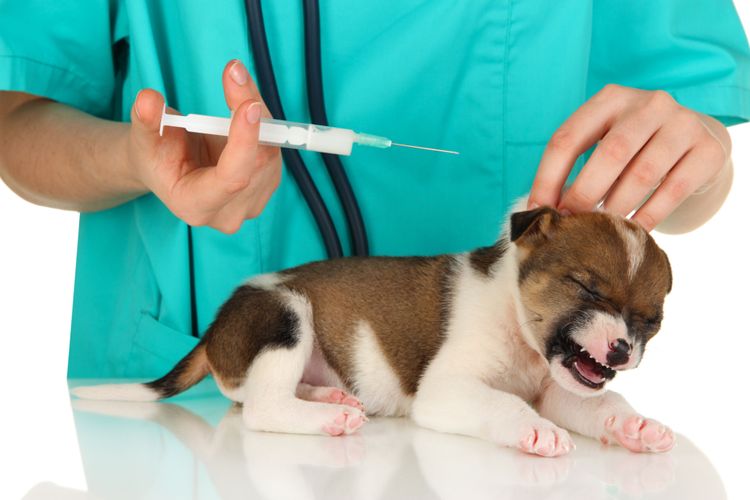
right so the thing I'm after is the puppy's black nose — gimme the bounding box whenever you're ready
[607,338,631,366]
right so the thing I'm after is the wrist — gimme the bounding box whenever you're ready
[114,122,150,197]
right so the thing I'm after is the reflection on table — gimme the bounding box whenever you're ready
[25,381,725,500]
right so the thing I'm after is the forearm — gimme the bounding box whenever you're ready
[656,113,734,234]
[0,93,146,211]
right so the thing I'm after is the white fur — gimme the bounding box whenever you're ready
[350,320,413,416]
[411,253,565,451]
[245,272,290,290]
[537,380,635,439]
[614,219,646,280]
[70,383,159,402]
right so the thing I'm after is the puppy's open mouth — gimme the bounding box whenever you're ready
[561,341,616,389]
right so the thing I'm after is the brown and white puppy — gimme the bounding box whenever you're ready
[73,202,675,457]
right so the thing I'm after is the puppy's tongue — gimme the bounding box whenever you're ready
[574,359,605,384]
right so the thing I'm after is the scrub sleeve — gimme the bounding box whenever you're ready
[0,1,117,117]
[588,0,750,126]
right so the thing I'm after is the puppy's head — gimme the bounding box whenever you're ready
[510,206,672,397]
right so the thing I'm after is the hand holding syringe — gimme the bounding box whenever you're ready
[159,105,459,156]
[123,60,457,235]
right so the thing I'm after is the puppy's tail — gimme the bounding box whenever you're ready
[71,342,210,402]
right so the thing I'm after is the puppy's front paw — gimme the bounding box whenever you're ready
[602,414,674,453]
[517,419,574,457]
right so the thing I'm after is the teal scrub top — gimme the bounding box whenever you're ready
[2,1,749,378]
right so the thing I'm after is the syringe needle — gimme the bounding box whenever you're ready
[391,143,460,155]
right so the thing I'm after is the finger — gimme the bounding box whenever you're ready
[559,104,667,214]
[216,98,262,186]
[528,85,635,209]
[222,59,268,116]
[602,119,696,217]
[631,142,721,231]
[130,88,166,147]
[173,100,262,214]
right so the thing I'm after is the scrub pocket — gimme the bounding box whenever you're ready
[125,312,199,379]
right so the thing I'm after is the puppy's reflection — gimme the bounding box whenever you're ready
[25,397,725,500]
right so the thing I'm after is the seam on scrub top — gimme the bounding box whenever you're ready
[0,54,109,94]
[502,0,514,204]
[121,247,150,375]
[123,311,147,376]
[132,315,197,361]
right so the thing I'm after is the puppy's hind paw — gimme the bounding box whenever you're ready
[297,384,365,412]
[322,409,367,437]
[323,388,365,411]
[517,419,574,457]
[603,414,675,453]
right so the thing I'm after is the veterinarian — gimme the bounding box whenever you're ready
[0,1,748,378]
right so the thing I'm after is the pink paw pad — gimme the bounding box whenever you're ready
[324,389,365,411]
[604,414,675,453]
[322,410,367,437]
[518,422,574,457]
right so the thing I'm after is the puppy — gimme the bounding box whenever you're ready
[73,203,675,457]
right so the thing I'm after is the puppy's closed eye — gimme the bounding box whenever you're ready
[565,275,609,302]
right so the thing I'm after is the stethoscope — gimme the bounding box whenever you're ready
[188,0,367,337]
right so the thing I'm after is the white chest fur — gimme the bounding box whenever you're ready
[417,253,548,406]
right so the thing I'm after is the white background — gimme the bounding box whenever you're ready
[2,3,750,499]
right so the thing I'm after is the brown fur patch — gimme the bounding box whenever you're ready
[145,343,210,398]
[283,256,455,395]
[203,286,300,388]
[469,241,507,276]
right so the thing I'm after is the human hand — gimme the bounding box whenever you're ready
[127,60,281,234]
[528,84,731,231]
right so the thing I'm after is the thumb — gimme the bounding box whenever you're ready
[130,89,166,147]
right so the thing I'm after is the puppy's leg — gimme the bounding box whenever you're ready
[242,292,366,436]
[295,383,364,411]
[243,346,367,436]
[412,376,573,457]
[537,381,675,453]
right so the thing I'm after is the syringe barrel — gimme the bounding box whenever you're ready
[164,112,356,156]
[260,118,355,156]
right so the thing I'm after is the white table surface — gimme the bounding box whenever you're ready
[9,380,724,500]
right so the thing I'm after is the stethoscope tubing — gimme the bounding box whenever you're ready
[302,0,369,257]
[187,0,369,337]
[245,0,344,259]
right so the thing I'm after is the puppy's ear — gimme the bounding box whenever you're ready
[510,206,560,243]
[660,249,672,294]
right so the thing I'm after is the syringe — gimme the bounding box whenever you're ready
[159,105,459,156]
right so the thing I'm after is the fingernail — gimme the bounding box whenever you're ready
[229,60,249,86]
[134,90,143,120]
[560,208,571,216]
[528,202,539,210]
[246,102,261,124]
